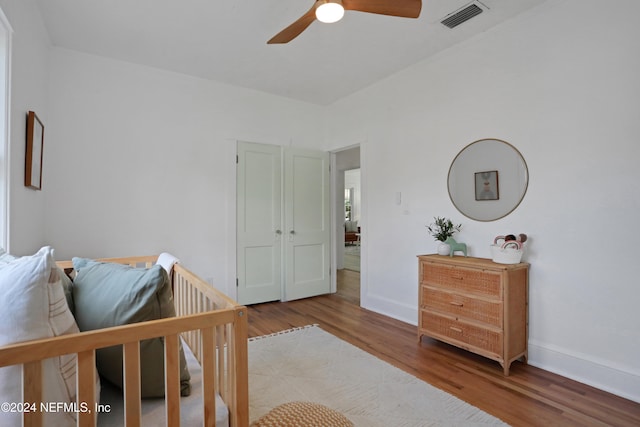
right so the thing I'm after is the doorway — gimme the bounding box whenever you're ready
[334,146,361,303]
[343,169,360,272]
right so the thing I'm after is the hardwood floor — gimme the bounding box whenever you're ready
[247,269,640,427]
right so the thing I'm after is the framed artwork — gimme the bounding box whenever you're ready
[475,170,499,201]
[25,111,44,190]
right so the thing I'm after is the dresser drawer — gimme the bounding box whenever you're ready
[420,310,502,356]
[421,287,502,327]
[422,263,501,298]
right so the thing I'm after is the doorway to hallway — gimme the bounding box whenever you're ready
[343,167,360,273]
[335,146,361,302]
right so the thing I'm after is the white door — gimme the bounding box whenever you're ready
[283,148,331,301]
[236,143,331,304]
[236,142,282,305]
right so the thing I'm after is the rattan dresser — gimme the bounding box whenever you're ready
[418,254,529,375]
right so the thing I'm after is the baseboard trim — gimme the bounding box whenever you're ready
[362,298,640,403]
[362,295,640,403]
[528,340,640,403]
[361,294,417,326]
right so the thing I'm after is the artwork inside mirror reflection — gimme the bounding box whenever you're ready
[475,170,499,201]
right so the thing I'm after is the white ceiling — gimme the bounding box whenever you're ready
[34,0,546,105]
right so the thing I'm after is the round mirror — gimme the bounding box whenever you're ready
[448,139,528,221]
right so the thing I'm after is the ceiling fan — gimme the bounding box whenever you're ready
[267,0,422,44]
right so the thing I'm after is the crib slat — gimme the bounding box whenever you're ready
[164,334,180,426]
[216,324,225,395]
[23,360,43,427]
[226,322,236,422]
[232,308,249,427]
[123,342,141,427]
[77,350,97,427]
[201,327,216,427]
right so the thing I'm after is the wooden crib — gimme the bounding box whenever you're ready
[0,255,249,427]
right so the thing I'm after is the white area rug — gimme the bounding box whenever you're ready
[248,325,509,426]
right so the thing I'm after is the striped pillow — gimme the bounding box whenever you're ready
[0,247,98,426]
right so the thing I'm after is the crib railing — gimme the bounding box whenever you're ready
[172,262,249,427]
[0,256,248,427]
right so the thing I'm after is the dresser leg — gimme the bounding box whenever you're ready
[501,361,511,376]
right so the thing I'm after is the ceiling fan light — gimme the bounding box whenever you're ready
[315,0,345,24]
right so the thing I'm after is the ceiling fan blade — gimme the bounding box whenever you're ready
[267,5,317,44]
[342,0,422,18]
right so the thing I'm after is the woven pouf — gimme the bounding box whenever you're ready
[251,401,354,427]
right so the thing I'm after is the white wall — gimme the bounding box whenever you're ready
[324,0,640,402]
[0,0,50,255]
[44,47,325,296]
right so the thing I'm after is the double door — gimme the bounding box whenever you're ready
[237,142,331,305]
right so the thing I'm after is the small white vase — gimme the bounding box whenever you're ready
[437,242,450,256]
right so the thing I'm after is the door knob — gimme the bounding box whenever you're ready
[289,230,295,235]
[275,229,282,235]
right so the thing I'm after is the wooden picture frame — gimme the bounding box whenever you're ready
[25,111,44,190]
[475,170,499,201]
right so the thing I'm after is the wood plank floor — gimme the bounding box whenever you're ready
[247,269,640,427]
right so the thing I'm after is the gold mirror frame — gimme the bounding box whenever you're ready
[447,139,528,222]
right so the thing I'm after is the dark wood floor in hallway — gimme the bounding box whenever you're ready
[247,269,640,427]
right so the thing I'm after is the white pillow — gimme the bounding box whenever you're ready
[0,247,90,426]
[0,247,16,265]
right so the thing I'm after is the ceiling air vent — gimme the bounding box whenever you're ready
[441,2,484,29]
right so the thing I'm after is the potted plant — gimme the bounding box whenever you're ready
[427,217,462,255]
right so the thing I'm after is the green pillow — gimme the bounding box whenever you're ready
[71,258,190,398]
